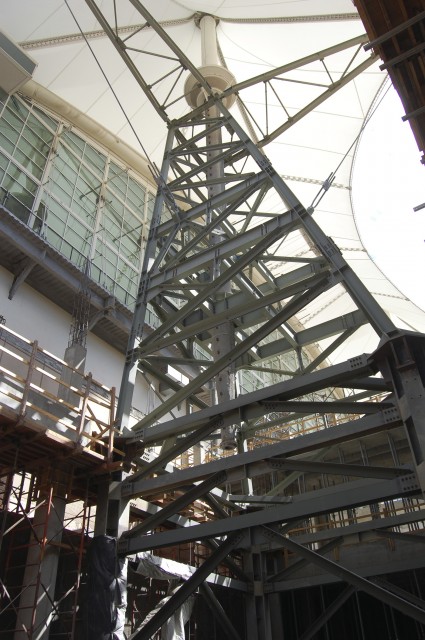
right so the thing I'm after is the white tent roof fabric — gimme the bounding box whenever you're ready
[3,0,425,363]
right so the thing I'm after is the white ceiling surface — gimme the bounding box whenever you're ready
[3,0,425,363]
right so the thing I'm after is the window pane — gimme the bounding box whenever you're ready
[0,130,16,156]
[84,143,106,176]
[15,136,47,180]
[0,150,9,172]
[62,130,85,157]
[3,103,26,135]
[127,176,145,212]
[64,226,90,257]
[27,112,54,146]
[32,105,58,132]
[4,165,37,195]
[45,226,63,251]
[42,196,68,224]
[22,124,51,157]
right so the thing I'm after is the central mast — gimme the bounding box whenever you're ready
[185,14,238,449]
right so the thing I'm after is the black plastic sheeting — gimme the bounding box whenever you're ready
[84,535,127,640]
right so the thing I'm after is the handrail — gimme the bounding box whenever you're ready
[0,323,121,463]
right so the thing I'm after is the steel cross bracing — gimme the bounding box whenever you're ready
[84,2,425,638]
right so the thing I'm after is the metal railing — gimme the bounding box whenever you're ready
[0,323,121,462]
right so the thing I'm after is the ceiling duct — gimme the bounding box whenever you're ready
[0,30,37,96]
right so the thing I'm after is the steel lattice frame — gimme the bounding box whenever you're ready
[84,2,425,638]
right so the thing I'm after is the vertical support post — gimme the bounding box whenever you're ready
[108,386,116,462]
[116,127,174,432]
[242,531,270,640]
[196,14,238,449]
[20,340,38,416]
[70,489,89,640]
[0,462,16,554]
[77,372,92,441]
[237,432,253,495]
[373,333,425,492]
[14,481,67,640]
[59,343,87,407]
[267,552,285,638]
[93,477,110,537]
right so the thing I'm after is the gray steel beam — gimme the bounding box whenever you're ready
[128,531,246,640]
[183,41,375,151]
[87,296,116,330]
[266,458,410,480]
[215,101,397,337]
[332,376,391,392]
[268,539,425,592]
[373,333,425,492]
[302,327,358,373]
[132,274,333,431]
[102,16,368,140]
[116,125,174,429]
[204,535,251,584]
[136,357,381,443]
[170,139,244,158]
[0,211,131,334]
[258,399,389,415]
[155,171,269,238]
[224,278,360,364]
[124,409,401,497]
[126,0,215,105]
[135,363,382,444]
[375,529,425,544]
[122,471,227,538]
[139,361,209,406]
[298,586,355,640]
[130,498,195,530]
[142,355,211,366]
[265,448,330,497]
[84,0,169,123]
[261,526,425,625]
[220,35,368,98]
[370,577,425,612]
[142,267,329,353]
[118,475,419,554]
[8,256,36,300]
[154,182,264,260]
[126,453,409,503]
[267,536,344,582]
[130,499,249,587]
[162,180,268,272]
[199,583,242,640]
[253,56,377,148]
[142,204,301,347]
[291,509,425,547]
[230,495,292,505]
[167,144,248,189]
[127,420,223,483]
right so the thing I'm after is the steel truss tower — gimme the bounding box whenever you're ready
[85,2,425,638]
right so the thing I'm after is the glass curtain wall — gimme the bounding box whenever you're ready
[0,93,153,309]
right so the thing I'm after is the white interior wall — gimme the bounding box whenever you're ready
[0,265,152,416]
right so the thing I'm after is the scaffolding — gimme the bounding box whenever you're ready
[0,323,120,638]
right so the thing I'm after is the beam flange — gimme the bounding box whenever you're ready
[128,531,246,640]
[118,475,419,554]
[261,526,425,625]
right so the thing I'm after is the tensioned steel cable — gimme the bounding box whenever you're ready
[64,0,157,172]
